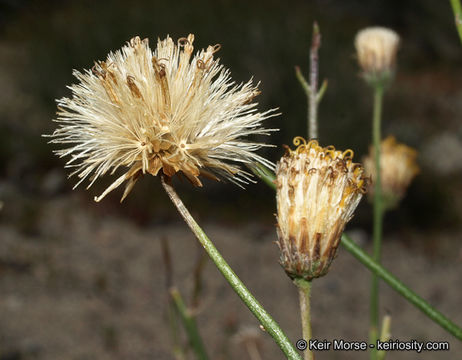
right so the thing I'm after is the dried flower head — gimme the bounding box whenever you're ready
[355,27,400,85]
[48,34,276,202]
[275,138,368,280]
[363,136,419,209]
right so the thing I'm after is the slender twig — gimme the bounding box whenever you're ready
[170,287,210,360]
[295,22,326,141]
[249,163,278,189]
[160,176,302,360]
[309,22,321,140]
[450,0,462,44]
[370,84,384,359]
[168,302,186,360]
[377,314,391,360]
[160,237,186,359]
[250,164,276,190]
[294,279,313,360]
[316,79,328,104]
[295,66,311,97]
[341,234,462,341]
[191,245,207,310]
[254,165,462,341]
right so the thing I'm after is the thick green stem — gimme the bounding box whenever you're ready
[294,279,313,360]
[341,234,462,341]
[170,288,209,360]
[450,0,462,44]
[370,84,384,359]
[254,164,462,341]
[161,177,302,360]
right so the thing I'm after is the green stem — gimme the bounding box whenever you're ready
[377,314,391,360]
[294,279,313,360]
[341,234,462,341]
[295,66,311,97]
[450,0,462,44]
[250,163,278,190]
[370,84,384,359]
[161,176,302,360]
[316,79,328,104]
[254,164,462,341]
[168,301,186,360]
[170,287,209,360]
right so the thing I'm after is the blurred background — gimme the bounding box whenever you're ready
[1,0,461,359]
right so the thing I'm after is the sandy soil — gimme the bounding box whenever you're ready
[1,191,461,360]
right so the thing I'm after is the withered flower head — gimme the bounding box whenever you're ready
[354,27,400,85]
[48,34,277,202]
[276,138,368,280]
[363,136,419,209]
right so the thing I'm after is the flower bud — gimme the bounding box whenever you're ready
[363,136,419,209]
[355,27,400,86]
[275,138,368,280]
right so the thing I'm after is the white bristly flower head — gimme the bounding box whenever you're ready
[48,34,277,202]
[355,26,400,86]
[276,138,368,280]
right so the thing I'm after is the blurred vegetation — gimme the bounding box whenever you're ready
[1,0,462,231]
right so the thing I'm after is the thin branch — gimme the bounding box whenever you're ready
[249,163,278,190]
[295,66,311,97]
[170,287,210,360]
[370,84,385,359]
[160,237,186,359]
[316,79,328,103]
[377,314,391,360]
[341,234,462,341]
[191,244,208,310]
[309,22,321,140]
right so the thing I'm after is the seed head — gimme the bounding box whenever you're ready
[276,138,368,280]
[48,35,277,202]
[363,136,419,209]
[355,27,400,86]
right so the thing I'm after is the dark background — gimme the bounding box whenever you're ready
[1,0,462,227]
[1,1,461,359]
